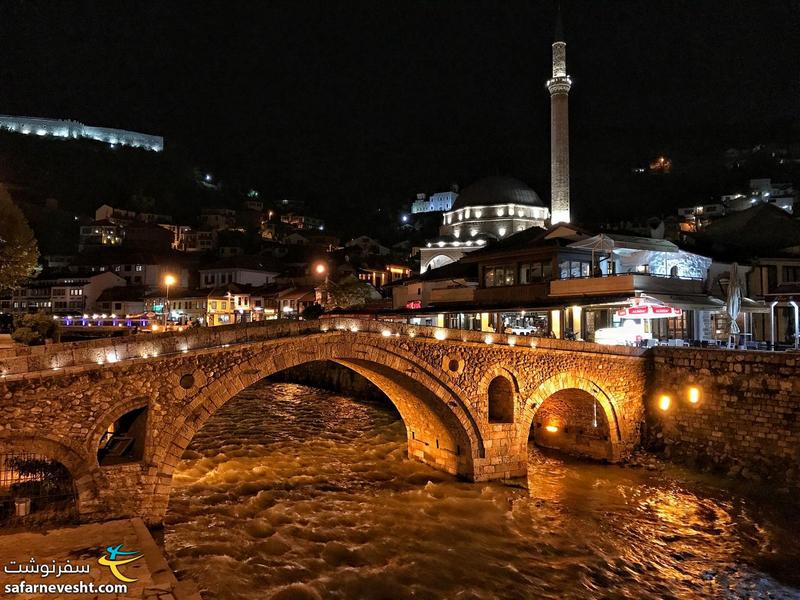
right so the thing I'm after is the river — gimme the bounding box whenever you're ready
[164,381,800,599]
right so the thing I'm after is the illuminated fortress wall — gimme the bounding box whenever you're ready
[0,114,163,151]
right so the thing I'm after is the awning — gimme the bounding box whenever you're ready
[642,293,769,313]
[642,293,723,311]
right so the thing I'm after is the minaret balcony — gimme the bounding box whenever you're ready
[547,76,572,95]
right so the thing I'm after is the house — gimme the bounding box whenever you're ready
[199,255,281,289]
[685,203,800,346]
[346,236,391,256]
[144,284,253,327]
[276,286,317,316]
[79,219,124,251]
[95,286,147,316]
[70,250,193,289]
[200,208,237,231]
[11,271,126,314]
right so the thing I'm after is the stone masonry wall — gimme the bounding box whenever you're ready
[647,347,800,491]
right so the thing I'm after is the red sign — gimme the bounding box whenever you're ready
[405,300,422,309]
[617,304,682,318]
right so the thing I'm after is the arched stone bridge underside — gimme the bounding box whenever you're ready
[0,319,648,524]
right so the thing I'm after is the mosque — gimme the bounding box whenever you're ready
[419,15,572,273]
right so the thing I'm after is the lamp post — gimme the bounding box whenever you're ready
[163,274,176,328]
[314,262,329,308]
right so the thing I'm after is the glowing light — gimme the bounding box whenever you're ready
[320,326,329,332]
[507,336,516,346]
[545,424,559,433]
[484,335,493,345]
[433,330,447,341]
[381,330,392,337]
[498,227,507,237]
[164,274,177,286]
[315,263,327,275]
[151,324,160,331]
[688,387,700,404]
[659,395,671,411]
[408,330,417,338]
[350,326,359,333]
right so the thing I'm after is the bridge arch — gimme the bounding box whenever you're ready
[0,434,104,516]
[521,373,623,462]
[141,336,485,522]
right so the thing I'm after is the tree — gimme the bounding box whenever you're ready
[301,303,325,320]
[320,275,381,310]
[0,185,38,290]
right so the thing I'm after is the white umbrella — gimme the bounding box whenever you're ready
[569,234,616,275]
[726,262,742,347]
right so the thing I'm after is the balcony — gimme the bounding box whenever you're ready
[474,283,549,305]
[549,273,704,297]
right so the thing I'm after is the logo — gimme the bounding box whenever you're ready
[97,545,142,583]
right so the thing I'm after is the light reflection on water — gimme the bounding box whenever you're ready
[164,381,800,599]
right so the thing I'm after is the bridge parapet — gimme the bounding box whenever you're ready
[0,317,646,379]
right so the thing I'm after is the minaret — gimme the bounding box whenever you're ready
[547,8,572,224]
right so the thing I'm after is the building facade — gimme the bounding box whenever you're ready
[411,191,458,214]
[0,115,163,151]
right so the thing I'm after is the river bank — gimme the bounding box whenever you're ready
[0,518,199,599]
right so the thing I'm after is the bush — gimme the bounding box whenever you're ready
[11,326,42,345]
[12,313,60,345]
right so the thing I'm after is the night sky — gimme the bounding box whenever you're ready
[0,0,798,225]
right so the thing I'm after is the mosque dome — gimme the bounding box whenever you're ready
[451,176,543,210]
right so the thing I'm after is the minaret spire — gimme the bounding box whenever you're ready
[547,4,572,224]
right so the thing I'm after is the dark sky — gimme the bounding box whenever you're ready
[0,0,798,223]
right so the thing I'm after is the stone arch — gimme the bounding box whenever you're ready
[0,434,103,516]
[521,373,623,461]
[141,335,485,522]
[488,378,515,423]
[478,365,521,424]
[88,396,150,464]
[424,254,456,272]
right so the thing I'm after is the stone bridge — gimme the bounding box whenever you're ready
[0,318,651,524]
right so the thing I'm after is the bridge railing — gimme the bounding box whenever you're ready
[0,319,325,378]
[0,317,646,379]
[323,318,647,358]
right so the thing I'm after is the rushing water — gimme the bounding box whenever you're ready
[164,381,800,600]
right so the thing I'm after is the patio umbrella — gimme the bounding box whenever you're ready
[725,262,742,347]
[570,234,616,274]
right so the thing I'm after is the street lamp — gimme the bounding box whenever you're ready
[163,274,176,327]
